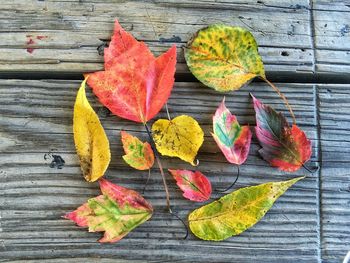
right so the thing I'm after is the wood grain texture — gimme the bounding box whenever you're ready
[2,0,349,81]
[0,0,349,262]
[0,0,314,77]
[318,84,350,263]
[0,80,319,262]
[313,0,350,75]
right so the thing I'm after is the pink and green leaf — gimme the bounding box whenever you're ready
[63,179,153,243]
[121,131,154,170]
[252,94,312,172]
[168,169,212,202]
[212,98,252,165]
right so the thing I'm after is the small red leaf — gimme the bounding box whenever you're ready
[252,94,312,172]
[87,20,177,123]
[168,169,212,202]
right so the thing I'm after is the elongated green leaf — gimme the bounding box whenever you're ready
[185,24,265,92]
[188,176,304,241]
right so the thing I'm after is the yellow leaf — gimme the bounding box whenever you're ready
[151,115,204,166]
[73,79,111,182]
[185,24,265,92]
[188,176,304,241]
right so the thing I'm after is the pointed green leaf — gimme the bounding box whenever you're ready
[188,176,304,241]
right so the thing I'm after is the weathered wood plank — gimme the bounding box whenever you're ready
[0,0,314,77]
[313,1,350,76]
[0,79,319,262]
[318,84,350,263]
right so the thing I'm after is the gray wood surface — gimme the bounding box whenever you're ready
[1,80,320,262]
[313,1,350,75]
[0,0,349,262]
[0,0,314,77]
[319,84,350,263]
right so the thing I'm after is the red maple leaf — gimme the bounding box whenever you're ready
[87,20,177,123]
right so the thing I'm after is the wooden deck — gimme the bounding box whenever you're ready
[0,1,349,262]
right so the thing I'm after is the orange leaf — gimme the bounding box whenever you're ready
[121,131,154,170]
[87,20,177,123]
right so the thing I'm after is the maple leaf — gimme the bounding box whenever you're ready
[73,79,111,182]
[152,115,204,165]
[212,98,252,165]
[189,176,304,241]
[168,169,212,202]
[121,131,154,170]
[251,94,312,172]
[64,179,153,243]
[87,20,177,123]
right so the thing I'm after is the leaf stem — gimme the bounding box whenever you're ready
[169,211,189,239]
[142,169,152,194]
[144,123,171,212]
[302,163,319,174]
[215,165,240,193]
[165,103,171,120]
[261,77,297,125]
[154,210,189,239]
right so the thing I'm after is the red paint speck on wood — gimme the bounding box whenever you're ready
[26,38,35,45]
[37,35,48,40]
[26,36,37,54]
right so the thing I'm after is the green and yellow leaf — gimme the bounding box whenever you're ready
[185,24,265,92]
[73,79,111,182]
[121,131,154,170]
[152,115,204,165]
[188,176,304,241]
[64,179,153,243]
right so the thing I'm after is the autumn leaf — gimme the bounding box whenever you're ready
[188,176,304,241]
[86,20,177,123]
[73,79,111,182]
[121,131,154,170]
[64,179,153,243]
[152,115,204,165]
[168,169,212,202]
[212,98,252,164]
[185,24,265,92]
[252,94,312,172]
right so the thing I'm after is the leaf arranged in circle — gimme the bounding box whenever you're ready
[168,169,212,202]
[252,94,312,172]
[64,179,153,243]
[121,131,154,170]
[73,79,111,182]
[188,176,304,241]
[151,115,204,165]
[212,98,252,165]
[185,24,265,92]
[87,20,177,123]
